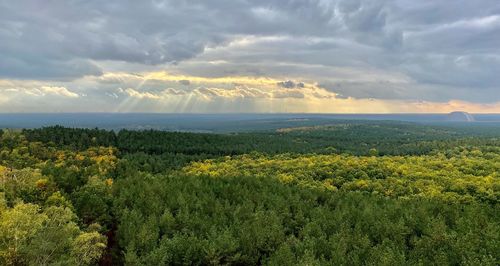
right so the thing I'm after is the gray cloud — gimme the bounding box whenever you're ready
[277,80,305,89]
[0,56,103,80]
[0,0,499,103]
[320,81,500,103]
[401,54,500,89]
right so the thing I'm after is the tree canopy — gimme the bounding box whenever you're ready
[0,122,498,265]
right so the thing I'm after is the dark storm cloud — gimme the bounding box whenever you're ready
[277,80,305,89]
[0,0,499,102]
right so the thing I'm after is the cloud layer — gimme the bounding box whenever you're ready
[0,0,499,112]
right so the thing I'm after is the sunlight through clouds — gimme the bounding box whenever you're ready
[1,0,500,112]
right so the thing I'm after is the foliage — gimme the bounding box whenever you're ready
[184,149,499,204]
[71,231,108,266]
[0,122,499,264]
[113,174,499,265]
[0,199,106,265]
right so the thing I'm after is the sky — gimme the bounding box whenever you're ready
[1,0,500,113]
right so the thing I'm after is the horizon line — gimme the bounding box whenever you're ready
[1,112,500,115]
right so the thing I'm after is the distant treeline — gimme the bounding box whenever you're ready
[21,122,500,157]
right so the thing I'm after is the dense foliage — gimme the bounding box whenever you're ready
[184,148,499,204]
[114,174,498,265]
[22,122,500,156]
[0,122,498,265]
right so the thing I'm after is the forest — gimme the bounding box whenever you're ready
[0,121,498,265]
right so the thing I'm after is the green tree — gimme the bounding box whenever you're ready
[70,231,107,265]
[0,201,107,265]
[0,203,46,265]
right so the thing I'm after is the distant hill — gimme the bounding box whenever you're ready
[447,111,475,122]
